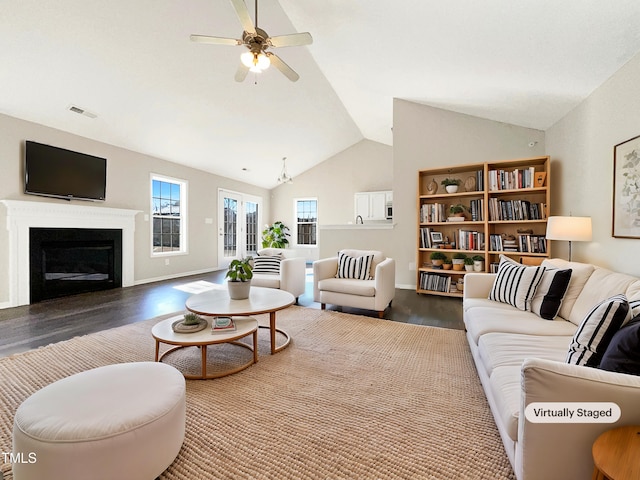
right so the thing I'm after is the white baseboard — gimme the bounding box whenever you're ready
[134,267,224,286]
[0,300,12,310]
[396,283,416,290]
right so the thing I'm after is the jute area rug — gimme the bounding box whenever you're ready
[0,306,514,480]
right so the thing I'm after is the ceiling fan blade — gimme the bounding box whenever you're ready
[266,53,299,82]
[230,0,256,35]
[268,32,313,48]
[235,64,250,82]
[190,34,241,46]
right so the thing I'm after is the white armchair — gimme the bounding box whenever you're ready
[313,249,395,318]
[251,248,306,302]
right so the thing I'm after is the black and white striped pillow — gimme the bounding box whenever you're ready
[488,256,545,311]
[529,268,573,320]
[566,294,630,367]
[252,255,282,275]
[336,252,374,280]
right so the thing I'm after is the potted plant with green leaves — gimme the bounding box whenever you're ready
[442,258,453,270]
[464,257,475,272]
[441,178,461,194]
[452,252,466,271]
[226,257,253,300]
[448,204,467,221]
[472,255,485,272]
[430,251,447,268]
[261,221,290,248]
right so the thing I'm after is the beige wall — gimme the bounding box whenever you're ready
[269,139,393,260]
[0,113,269,306]
[545,51,640,276]
[392,100,546,287]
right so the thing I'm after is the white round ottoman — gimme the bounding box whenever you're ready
[12,362,186,480]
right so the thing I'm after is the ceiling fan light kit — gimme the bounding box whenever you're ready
[191,0,312,82]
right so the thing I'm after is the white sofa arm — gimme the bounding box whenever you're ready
[518,358,640,480]
[313,257,338,302]
[463,273,496,300]
[279,257,306,298]
[373,258,396,311]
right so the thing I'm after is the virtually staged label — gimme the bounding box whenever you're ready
[524,402,620,423]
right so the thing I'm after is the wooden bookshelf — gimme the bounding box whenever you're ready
[417,157,550,297]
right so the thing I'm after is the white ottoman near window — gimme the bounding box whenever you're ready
[12,362,186,480]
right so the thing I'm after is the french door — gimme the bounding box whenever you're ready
[217,189,261,268]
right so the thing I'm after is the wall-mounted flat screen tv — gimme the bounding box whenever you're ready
[25,141,107,201]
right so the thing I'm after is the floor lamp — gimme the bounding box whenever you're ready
[546,216,592,261]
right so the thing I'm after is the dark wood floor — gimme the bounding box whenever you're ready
[0,268,463,358]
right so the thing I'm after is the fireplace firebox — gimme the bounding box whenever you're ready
[29,228,123,303]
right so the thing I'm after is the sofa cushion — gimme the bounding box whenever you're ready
[489,366,522,442]
[569,268,639,326]
[566,294,630,367]
[541,259,594,322]
[251,273,281,289]
[489,256,546,311]
[530,268,572,320]
[253,254,282,275]
[465,307,577,345]
[336,252,374,280]
[599,316,640,376]
[317,277,376,297]
[478,333,570,377]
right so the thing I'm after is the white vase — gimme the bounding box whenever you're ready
[228,280,251,300]
[473,261,485,272]
[445,185,459,193]
[464,264,474,272]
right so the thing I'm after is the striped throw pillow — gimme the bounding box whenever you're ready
[252,255,282,275]
[529,268,573,320]
[566,294,630,367]
[336,252,374,280]
[488,256,545,311]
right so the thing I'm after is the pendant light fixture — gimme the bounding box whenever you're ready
[277,157,293,184]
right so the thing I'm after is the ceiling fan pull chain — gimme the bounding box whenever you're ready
[254,0,258,29]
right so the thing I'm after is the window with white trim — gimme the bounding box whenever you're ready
[151,174,187,255]
[295,198,317,246]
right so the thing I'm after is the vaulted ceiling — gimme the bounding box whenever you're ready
[2,0,640,188]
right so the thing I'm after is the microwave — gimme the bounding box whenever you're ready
[386,202,393,219]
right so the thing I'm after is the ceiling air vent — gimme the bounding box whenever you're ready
[68,105,97,119]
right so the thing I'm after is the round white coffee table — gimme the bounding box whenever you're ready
[185,286,295,354]
[152,315,258,379]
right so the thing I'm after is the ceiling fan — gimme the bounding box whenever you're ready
[190,0,313,82]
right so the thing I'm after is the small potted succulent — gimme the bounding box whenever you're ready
[441,178,461,193]
[226,257,253,300]
[452,252,466,271]
[430,251,447,267]
[472,255,485,272]
[443,258,453,270]
[464,257,475,272]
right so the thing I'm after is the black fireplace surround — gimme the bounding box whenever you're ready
[29,228,123,303]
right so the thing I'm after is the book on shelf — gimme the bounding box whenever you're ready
[211,316,236,333]
[419,271,451,293]
[488,167,537,191]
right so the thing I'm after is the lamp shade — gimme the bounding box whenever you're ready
[546,216,592,241]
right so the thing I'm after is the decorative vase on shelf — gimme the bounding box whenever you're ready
[445,185,459,194]
[427,179,438,195]
[473,261,485,272]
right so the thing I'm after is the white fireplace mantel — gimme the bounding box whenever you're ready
[1,200,140,308]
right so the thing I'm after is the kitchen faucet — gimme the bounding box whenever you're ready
[356,215,364,224]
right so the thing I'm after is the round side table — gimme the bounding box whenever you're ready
[592,425,640,480]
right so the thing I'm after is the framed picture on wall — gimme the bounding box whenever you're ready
[613,134,640,238]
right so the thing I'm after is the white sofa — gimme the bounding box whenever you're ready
[463,258,640,480]
[251,248,306,301]
[313,249,395,318]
